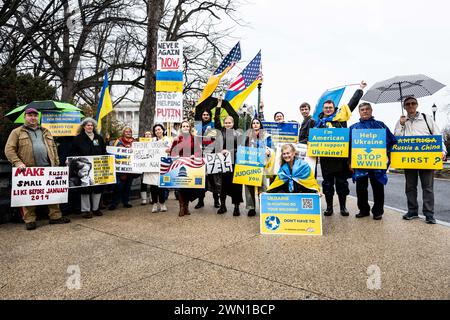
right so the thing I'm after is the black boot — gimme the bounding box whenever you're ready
[233,204,240,216]
[217,205,227,214]
[194,198,204,209]
[338,194,349,216]
[213,193,220,208]
[323,194,334,216]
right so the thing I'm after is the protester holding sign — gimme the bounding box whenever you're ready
[267,144,320,194]
[194,110,220,210]
[143,124,171,213]
[168,120,203,217]
[139,130,153,205]
[394,97,447,224]
[298,102,316,144]
[243,118,273,216]
[69,117,107,219]
[5,108,71,230]
[349,103,397,220]
[109,126,138,211]
[315,81,366,217]
[273,112,285,123]
[210,115,243,215]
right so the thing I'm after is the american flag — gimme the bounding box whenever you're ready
[214,42,241,75]
[227,51,262,93]
[160,157,205,174]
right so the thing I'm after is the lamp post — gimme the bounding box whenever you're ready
[432,104,437,121]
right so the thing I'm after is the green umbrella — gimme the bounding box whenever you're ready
[5,100,82,123]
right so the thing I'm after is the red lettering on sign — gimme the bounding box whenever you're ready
[161,57,179,69]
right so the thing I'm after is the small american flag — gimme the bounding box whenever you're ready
[160,157,205,174]
[227,51,262,92]
[214,42,241,75]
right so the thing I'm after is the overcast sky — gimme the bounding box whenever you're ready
[225,0,450,131]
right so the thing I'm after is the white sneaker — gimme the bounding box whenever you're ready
[152,204,160,213]
[160,204,167,212]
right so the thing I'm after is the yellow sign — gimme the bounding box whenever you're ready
[233,164,263,187]
[307,128,350,158]
[260,194,322,236]
[351,129,387,169]
[156,80,183,92]
[390,136,443,170]
[93,155,116,185]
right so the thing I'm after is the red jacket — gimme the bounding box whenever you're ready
[169,134,202,157]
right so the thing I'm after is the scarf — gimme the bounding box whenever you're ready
[315,111,337,128]
[277,159,314,192]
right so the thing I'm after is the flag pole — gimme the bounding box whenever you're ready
[257,83,262,115]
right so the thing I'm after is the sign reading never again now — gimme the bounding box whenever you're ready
[307,128,350,158]
[351,129,387,169]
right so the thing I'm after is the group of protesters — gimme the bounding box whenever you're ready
[4,80,448,230]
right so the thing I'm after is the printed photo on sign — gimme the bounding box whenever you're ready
[67,155,116,188]
[206,153,233,174]
[159,157,206,189]
[260,193,322,236]
[11,167,69,207]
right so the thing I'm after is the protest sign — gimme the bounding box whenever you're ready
[155,92,183,122]
[157,41,183,71]
[232,146,265,187]
[68,155,116,188]
[307,128,350,158]
[262,122,300,144]
[390,135,443,170]
[159,157,206,188]
[106,146,137,173]
[206,153,233,174]
[41,111,81,136]
[351,129,387,169]
[156,71,183,92]
[11,167,69,207]
[132,141,168,173]
[260,193,322,236]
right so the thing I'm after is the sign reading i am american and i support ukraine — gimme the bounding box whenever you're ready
[307,128,350,158]
[390,135,443,170]
[232,146,265,187]
[260,193,322,236]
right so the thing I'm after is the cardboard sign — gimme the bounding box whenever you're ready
[351,129,387,169]
[67,155,116,188]
[41,111,81,136]
[106,146,139,174]
[260,193,322,236]
[159,157,206,189]
[390,135,443,170]
[307,128,350,158]
[232,146,265,187]
[206,153,233,174]
[273,144,316,174]
[262,122,300,144]
[132,141,169,173]
[157,41,183,71]
[11,167,69,207]
[155,92,183,122]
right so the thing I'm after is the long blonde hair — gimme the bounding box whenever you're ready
[279,144,299,165]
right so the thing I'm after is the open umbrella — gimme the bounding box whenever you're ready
[5,100,82,123]
[362,74,446,115]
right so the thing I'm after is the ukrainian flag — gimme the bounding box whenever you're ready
[96,69,113,131]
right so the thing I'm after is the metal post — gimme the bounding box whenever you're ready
[398,83,404,116]
[257,83,262,115]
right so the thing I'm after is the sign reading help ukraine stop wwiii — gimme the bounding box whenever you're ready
[390,135,443,170]
[351,129,387,169]
[260,193,322,236]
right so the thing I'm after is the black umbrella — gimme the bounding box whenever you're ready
[362,74,446,114]
[195,96,239,129]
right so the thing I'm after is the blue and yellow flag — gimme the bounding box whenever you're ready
[312,87,346,122]
[96,69,113,131]
[224,50,262,111]
[197,42,241,105]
